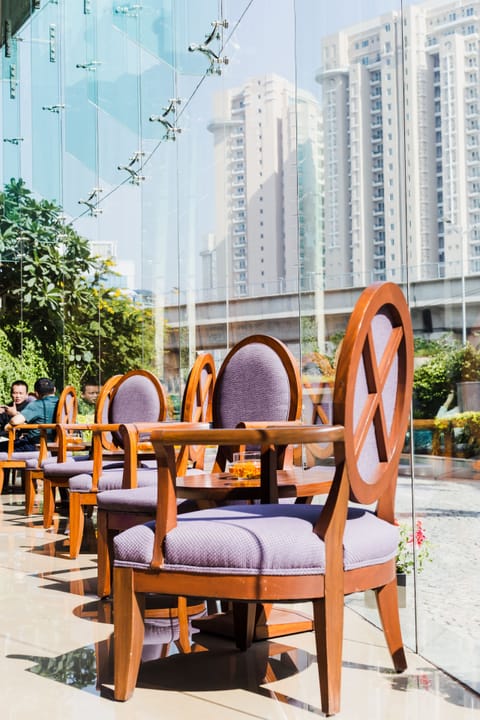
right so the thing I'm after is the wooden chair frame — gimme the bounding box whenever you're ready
[41,374,123,524]
[97,338,302,594]
[65,369,167,558]
[0,385,78,511]
[96,353,216,596]
[112,282,414,715]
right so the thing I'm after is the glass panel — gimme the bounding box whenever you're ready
[63,2,98,218]
[30,1,63,204]
[2,35,22,181]
[2,0,480,699]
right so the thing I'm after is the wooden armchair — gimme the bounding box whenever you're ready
[0,385,78,513]
[63,369,167,558]
[111,282,413,715]
[96,352,216,596]
[41,374,123,525]
[96,336,303,594]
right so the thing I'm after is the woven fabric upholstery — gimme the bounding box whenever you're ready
[98,485,198,513]
[98,485,158,511]
[213,343,292,429]
[23,454,56,468]
[69,467,157,493]
[0,450,41,461]
[113,504,399,576]
[354,313,398,486]
[39,454,88,468]
[43,459,123,479]
[109,375,162,425]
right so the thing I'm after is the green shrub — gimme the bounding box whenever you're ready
[413,354,452,419]
[0,329,50,400]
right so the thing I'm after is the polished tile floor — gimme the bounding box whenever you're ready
[1,488,480,719]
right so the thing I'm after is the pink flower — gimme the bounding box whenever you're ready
[415,519,426,547]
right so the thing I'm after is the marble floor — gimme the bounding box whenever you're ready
[1,487,480,720]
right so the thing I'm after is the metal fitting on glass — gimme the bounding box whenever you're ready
[188,19,229,75]
[117,152,145,185]
[149,98,182,140]
[78,188,103,216]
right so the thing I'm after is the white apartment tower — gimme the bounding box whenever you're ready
[317,0,480,288]
[207,74,323,298]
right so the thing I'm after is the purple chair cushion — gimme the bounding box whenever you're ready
[0,450,42,461]
[69,467,157,493]
[23,454,89,469]
[97,485,196,513]
[113,504,399,576]
[43,459,124,479]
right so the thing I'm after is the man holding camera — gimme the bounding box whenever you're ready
[0,380,32,437]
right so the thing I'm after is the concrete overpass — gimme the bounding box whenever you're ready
[163,275,480,354]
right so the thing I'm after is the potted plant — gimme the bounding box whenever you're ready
[395,519,432,574]
[365,519,432,608]
[448,344,480,412]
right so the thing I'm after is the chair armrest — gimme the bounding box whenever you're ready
[54,422,91,462]
[4,422,56,463]
[118,422,211,489]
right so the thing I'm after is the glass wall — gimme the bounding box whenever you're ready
[1,0,479,697]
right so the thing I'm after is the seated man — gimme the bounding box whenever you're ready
[0,380,33,436]
[77,379,100,419]
[5,378,58,452]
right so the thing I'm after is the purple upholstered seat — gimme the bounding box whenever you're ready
[0,450,44,461]
[98,485,198,517]
[24,454,90,469]
[43,459,124,479]
[113,503,399,575]
[69,467,157,493]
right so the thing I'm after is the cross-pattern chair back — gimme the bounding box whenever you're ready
[333,281,413,513]
[108,369,167,448]
[211,334,301,468]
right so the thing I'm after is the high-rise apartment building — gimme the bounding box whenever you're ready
[317,0,480,288]
[206,74,323,298]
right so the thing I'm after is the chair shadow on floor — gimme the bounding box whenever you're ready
[6,555,320,713]
[8,617,476,715]
[7,576,476,715]
[11,511,99,558]
[8,593,320,714]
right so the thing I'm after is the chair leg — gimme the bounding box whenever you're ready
[313,594,344,717]
[24,470,38,516]
[375,578,408,672]
[0,468,4,494]
[69,492,85,559]
[232,602,256,651]
[43,479,55,528]
[114,566,145,701]
[97,509,111,598]
[176,596,191,653]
